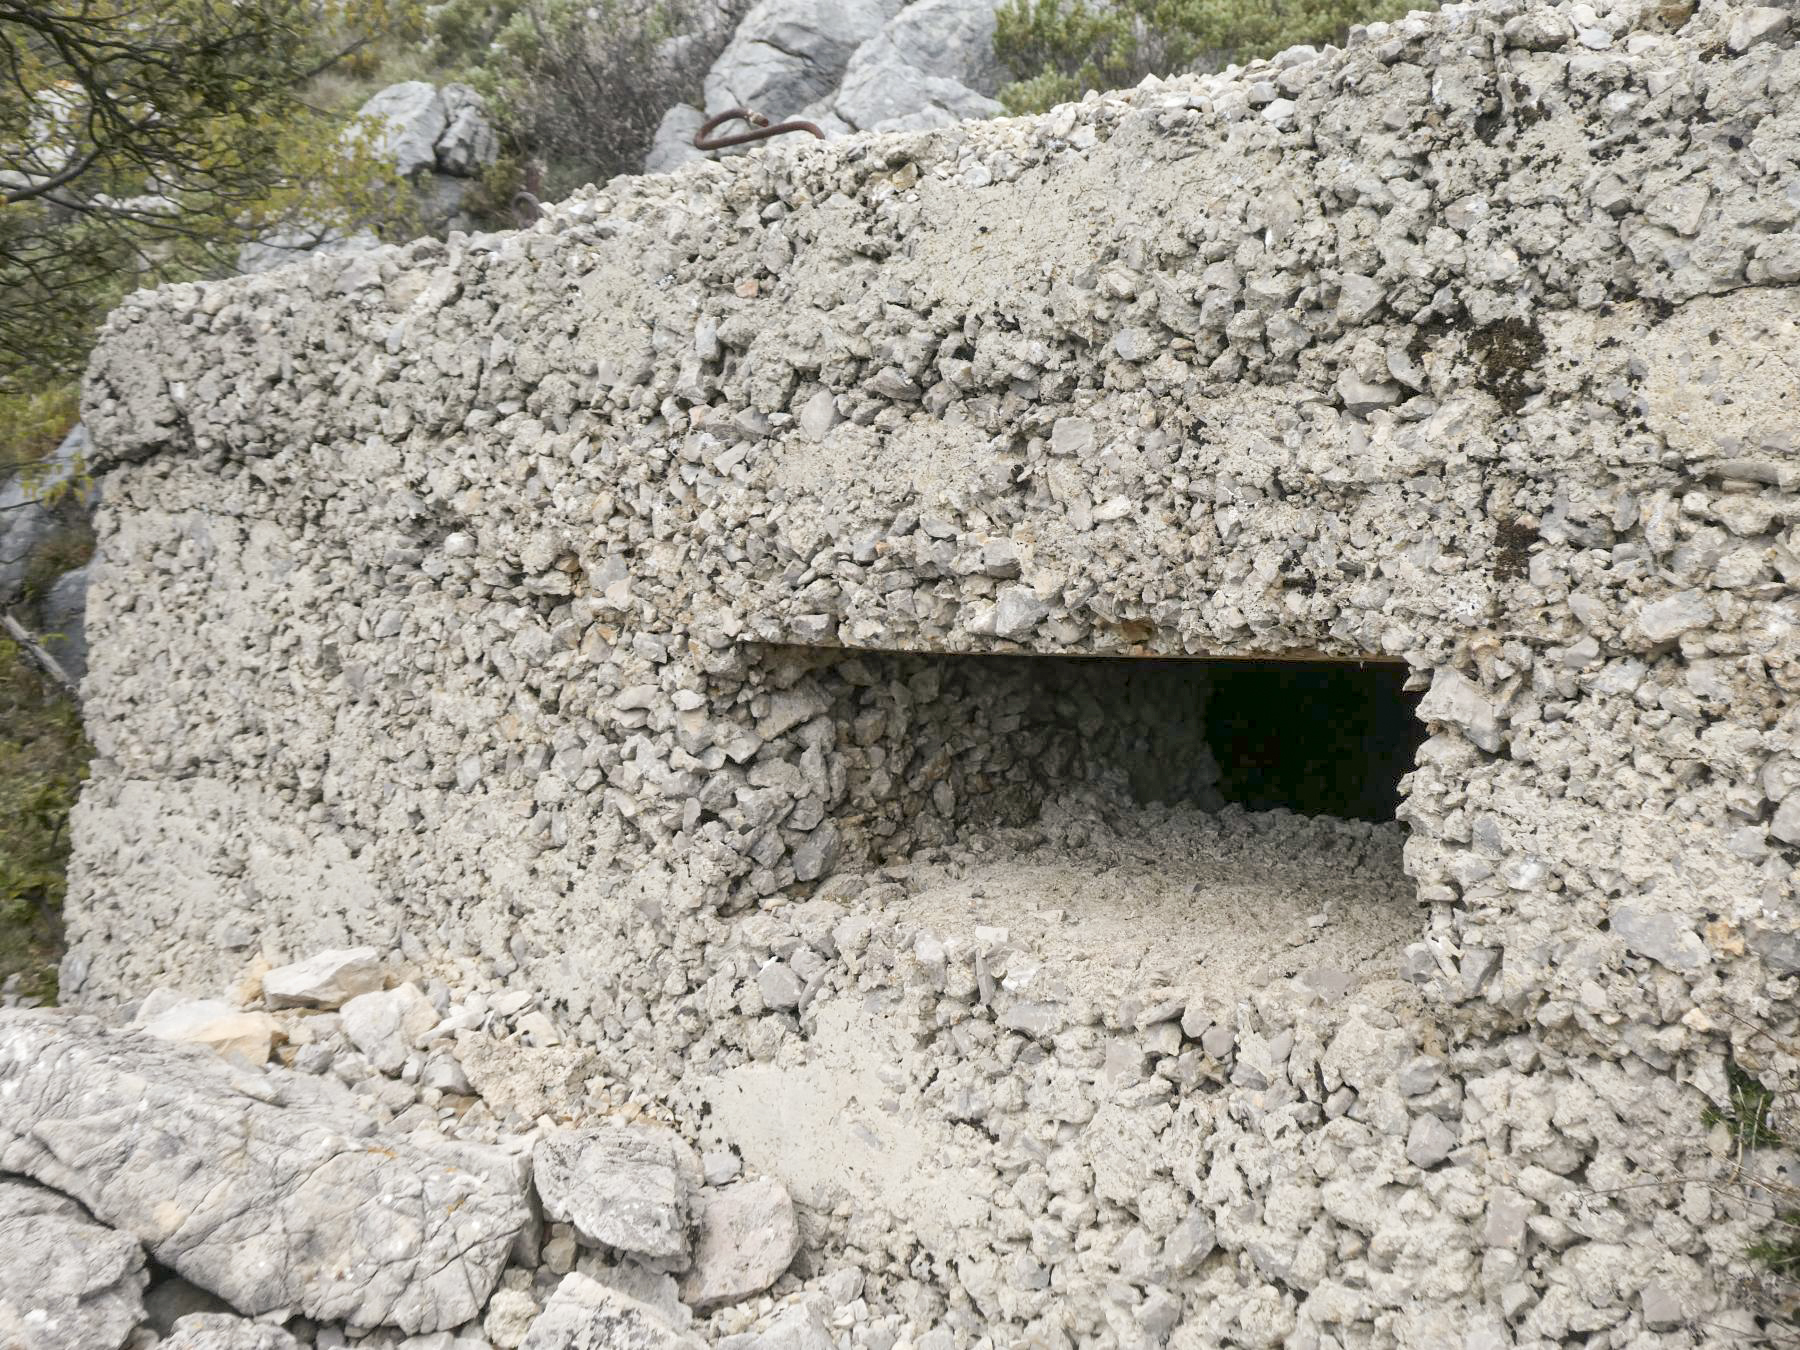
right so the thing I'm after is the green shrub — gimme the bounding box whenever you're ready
[0,636,88,1003]
[1,1,425,403]
[0,381,81,484]
[428,0,746,200]
[993,0,1434,115]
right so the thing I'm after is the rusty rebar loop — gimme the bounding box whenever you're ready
[693,107,825,152]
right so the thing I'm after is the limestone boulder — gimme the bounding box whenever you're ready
[0,1176,146,1350]
[0,424,93,607]
[646,104,708,175]
[832,0,1005,132]
[0,1012,529,1333]
[138,997,278,1067]
[437,84,500,176]
[235,224,379,277]
[262,946,385,1009]
[160,1313,302,1350]
[339,981,438,1074]
[39,565,88,686]
[703,0,901,121]
[358,81,448,177]
[519,1272,702,1349]
[679,1177,800,1311]
[533,1126,697,1266]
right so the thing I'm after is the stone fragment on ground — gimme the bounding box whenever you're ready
[533,1126,695,1266]
[340,982,439,1074]
[725,1298,835,1350]
[159,1313,302,1350]
[0,1012,529,1333]
[262,946,386,1009]
[519,1272,702,1350]
[0,1176,146,1350]
[679,1177,800,1310]
[138,996,278,1066]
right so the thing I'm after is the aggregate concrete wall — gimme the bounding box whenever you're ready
[71,0,1800,1342]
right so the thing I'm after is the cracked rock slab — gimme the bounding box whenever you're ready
[160,1313,302,1350]
[533,1126,695,1266]
[519,1272,702,1350]
[678,1177,800,1311]
[0,1175,146,1350]
[0,1012,528,1334]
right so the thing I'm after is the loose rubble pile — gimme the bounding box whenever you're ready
[65,0,1800,1344]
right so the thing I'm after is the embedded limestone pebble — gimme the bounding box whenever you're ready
[64,0,1800,1343]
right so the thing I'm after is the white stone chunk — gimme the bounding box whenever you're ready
[1636,589,1713,642]
[519,1272,701,1349]
[1417,669,1503,753]
[262,947,385,1009]
[161,1313,302,1349]
[533,1126,694,1264]
[340,983,439,1074]
[1611,907,1710,971]
[1728,6,1789,53]
[140,998,278,1068]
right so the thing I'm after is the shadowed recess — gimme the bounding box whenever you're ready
[1202,659,1425,822]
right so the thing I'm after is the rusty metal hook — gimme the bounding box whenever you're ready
[693,107,825,152]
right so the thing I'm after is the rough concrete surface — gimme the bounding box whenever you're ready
[62,0,1800,1344]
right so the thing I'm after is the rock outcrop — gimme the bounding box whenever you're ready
[0,1177,145,1350]
[0,1013,530,1333]
[652,0,1005,171]
[239,82,499,275]
[358,81,499,180]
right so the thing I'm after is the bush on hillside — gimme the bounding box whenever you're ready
[993,0,1432,114]
[429,0,746,202]
[0,635,86,1003]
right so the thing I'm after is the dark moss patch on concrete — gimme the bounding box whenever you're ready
[1470,316,1547,415]
[1492,515,1539,582]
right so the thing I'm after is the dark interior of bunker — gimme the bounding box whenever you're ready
[750,647,1428,863]
[748,644,1428,993]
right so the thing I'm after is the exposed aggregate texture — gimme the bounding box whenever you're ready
[68,0,1800,1344]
